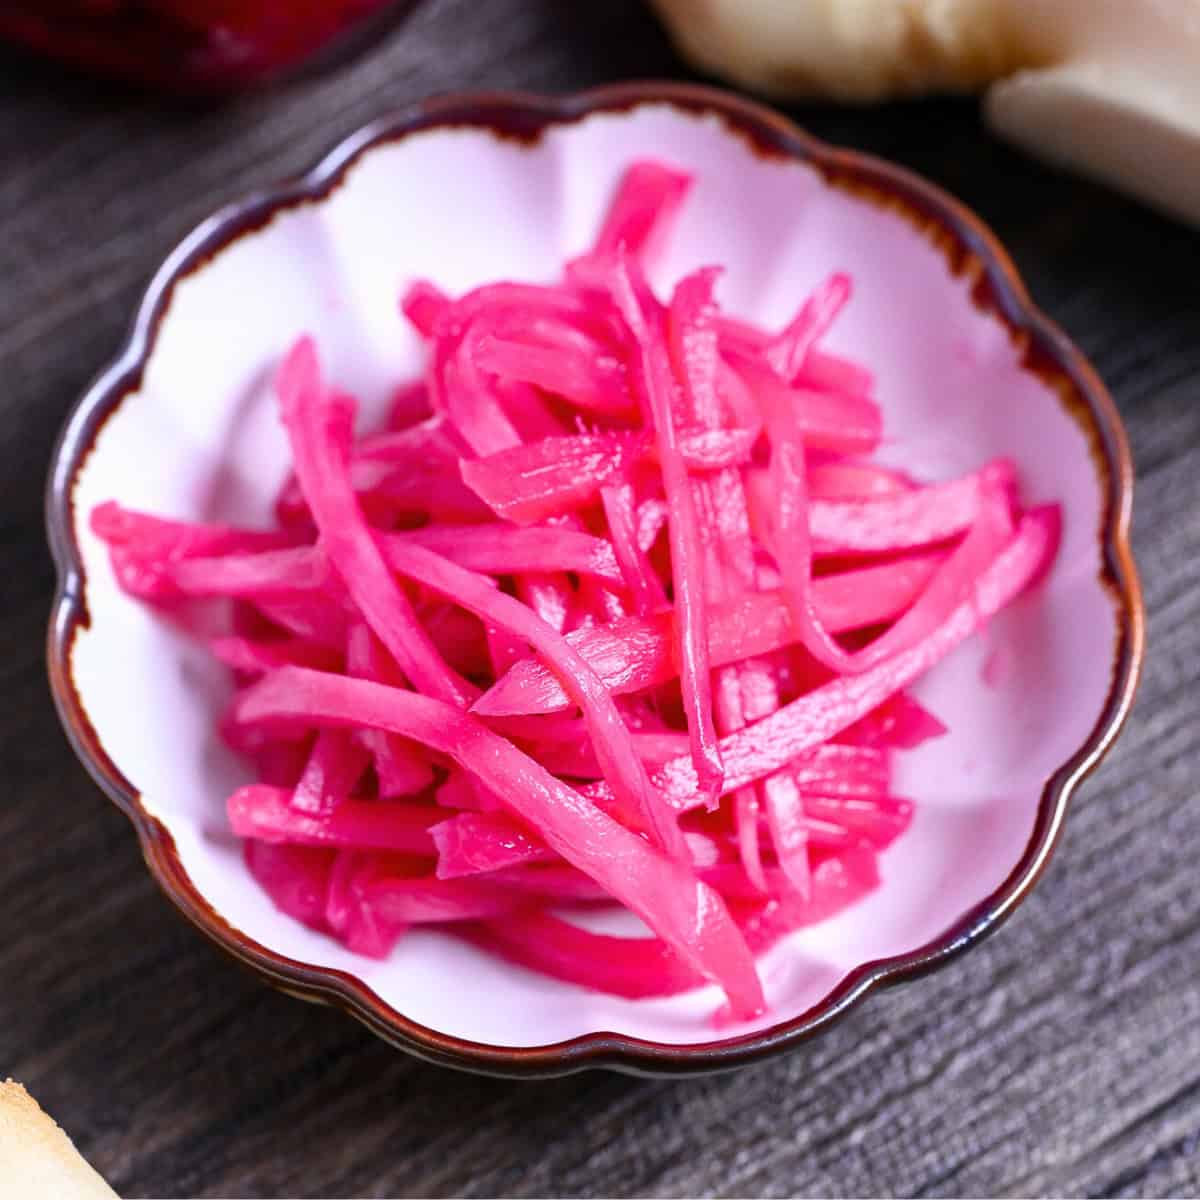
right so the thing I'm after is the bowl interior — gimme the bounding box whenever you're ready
[66,101,1118,1050]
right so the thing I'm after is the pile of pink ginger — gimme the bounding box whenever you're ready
[92,161,1058,1020]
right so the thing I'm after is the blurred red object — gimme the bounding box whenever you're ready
[0,0,418,94]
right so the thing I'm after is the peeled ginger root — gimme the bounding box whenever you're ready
[649,0,1200,226]
[648,0,1036,101]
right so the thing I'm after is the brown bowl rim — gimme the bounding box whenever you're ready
[45,81,1144,1078]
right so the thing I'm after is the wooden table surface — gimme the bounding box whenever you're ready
[3,1,1199,1196]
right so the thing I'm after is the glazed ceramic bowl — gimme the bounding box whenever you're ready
[47,83,1142,1076]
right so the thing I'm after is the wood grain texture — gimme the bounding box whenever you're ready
[1,0,1198,1196]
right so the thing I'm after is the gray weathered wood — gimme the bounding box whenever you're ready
[1,0,1197,1195]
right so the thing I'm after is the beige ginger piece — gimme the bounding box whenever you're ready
[648,0,1034,101]
[649,0,1200,225]
[986,1,1200,227]
[0,1080,118,1199]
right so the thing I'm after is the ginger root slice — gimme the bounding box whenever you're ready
[0,1080,118,1199]
[985,1,1200,227]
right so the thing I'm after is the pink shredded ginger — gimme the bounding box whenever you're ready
[92,160,1059,1022]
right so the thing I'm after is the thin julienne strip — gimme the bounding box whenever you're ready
[276,337,476,709]
[607,261,725,803]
